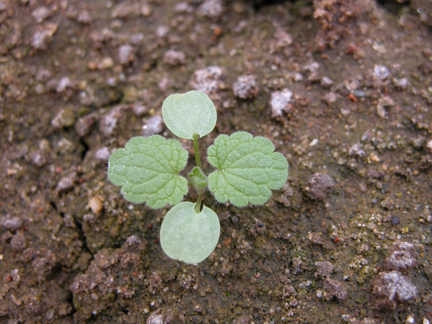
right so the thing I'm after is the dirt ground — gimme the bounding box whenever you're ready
[1,0,432,323]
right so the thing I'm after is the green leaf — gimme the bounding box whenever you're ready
[108,135,188,209]
[188,167,208,193]
[160,202,220,264]
[162,90,217,140]
[207,132,288,207]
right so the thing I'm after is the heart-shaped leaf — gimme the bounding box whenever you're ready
[207,132,288,207]
[108,135,188,209]
[162,90,217,140]
[160,202,220,264]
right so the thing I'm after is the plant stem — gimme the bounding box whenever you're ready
[192,133,201,168]
[195,194,203,213]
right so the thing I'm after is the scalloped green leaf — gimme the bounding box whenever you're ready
[160,202,220,264]
[207,132,288,207]
[108,135,188,209]
[162,90,217,140]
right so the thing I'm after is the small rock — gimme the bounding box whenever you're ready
[163,50,186,66]
[129,32,145,45]
[282,285,296,298]
[232,75,259,100]
[88,197,103,215]
[376,96,394,119]
[51,108,75,129]
[55,172,77,192]
[118,44,134,65]
[146,309,174,324]
[77,10,92,24]
[56,77,72,92]
[324,278,349,301]
[36,68,52,82]
[233,315,250,324]
[94,147,111,162]
[349,143,366,158]
[100,105,128,137]
[31,6,52,23]
[426,139,432,154]
[142,115,163,137]
[323,91,337,106]
[132,103,148,116]
[156,25,169,38]
[197,0,225,18]
[372,271,417,308]
[384,241,417,271]
[75,113,98,137]
[373,65,390,80]
[315,261,334,277]
[0,215,23,231]
[10,232,26,251]
[307,172,335,200]
[31,23,58,50]
[393,78,409,90]
[270,89,292,117]
[29,150,47,167]
[320,76,334,88]
[190,66,227,96]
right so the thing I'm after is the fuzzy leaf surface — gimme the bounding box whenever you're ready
[160,202,220,264]
[207,132,288,207]
[162,90,216,140]
[108,135,188,209]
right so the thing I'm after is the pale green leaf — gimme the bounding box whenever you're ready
[162,90,217,140]
[207,132,289,207]
[160,202,220,264]
[108,135,188,209]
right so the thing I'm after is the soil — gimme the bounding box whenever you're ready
[1,0,432,323]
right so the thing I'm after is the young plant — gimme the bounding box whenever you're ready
[108,90,289,264]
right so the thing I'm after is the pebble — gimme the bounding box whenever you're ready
[75,113,98,137]
[320,76,334,88]
[88,197,103,215]
[0,215,23,231]
[94,147,111,162]
[163,50,186,66]
[10,232,26,251]
[77,10,92,24]
[31,23,58,50]
[323,92,337,106]
[315,261,334,277]
[373,65,390,80]
[190,66,227,95]
[384,241,417,271]
[100,105,128,136]
[323,278,349,301]
[197,0,224,18]
[142,115,163,137]
[372,271,417,308]
[270,89,292,117]
[349,143,366,158]
[307,172,335,200]
[393,78,409,89]
[146,309,174,324]
[232,75,259,99]
[51,108,75,129]
[56,77,72,92]
[55,172,77,192]
[31,6,52,23]
[118,44,134,65]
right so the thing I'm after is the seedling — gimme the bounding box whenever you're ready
[108,90,289,264]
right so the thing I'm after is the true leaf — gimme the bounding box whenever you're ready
[162,90,217,140]
[108,135,188,209]
[207,131,288,207]
[160,202,220,264]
